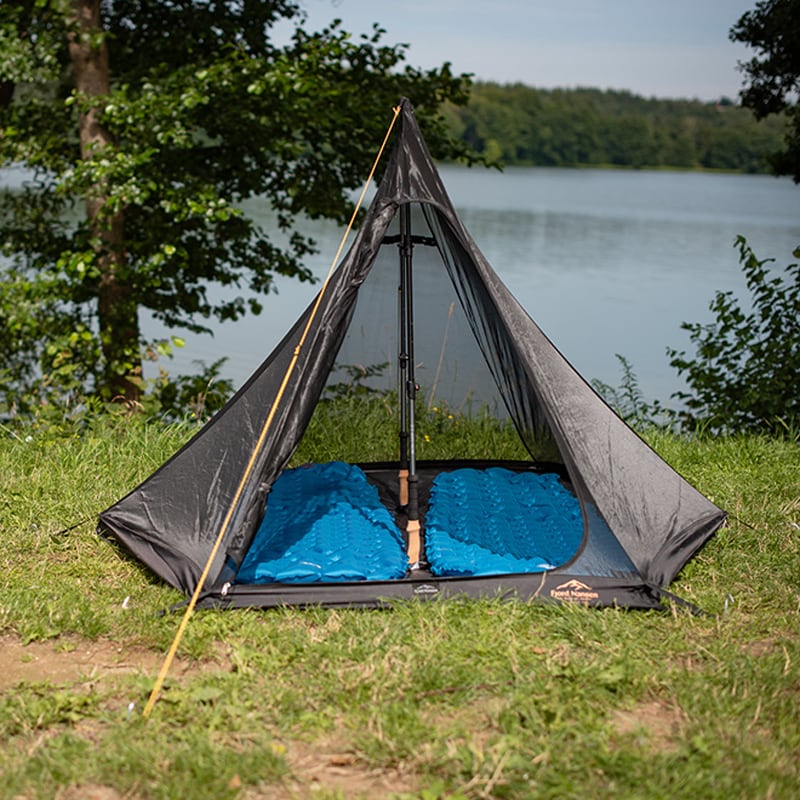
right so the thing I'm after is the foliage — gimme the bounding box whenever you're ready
[323,361,391,400]
[668,236,800,435]
[591,354,674,430]
[150,358,234,424]
[0,243,100,416]
[730,0,800,181]
[442,83,788,170]
[0,1,474,407]
[293,392,529,465]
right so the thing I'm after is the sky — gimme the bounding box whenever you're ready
[288,0,758,101]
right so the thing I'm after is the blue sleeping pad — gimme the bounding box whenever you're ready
[425,468,583,576]
[237,462,407,584]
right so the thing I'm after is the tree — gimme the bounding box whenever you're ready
[442,83,785,171]
[730,0,800,181]
[0,1,474,410]
[668,237,800,436]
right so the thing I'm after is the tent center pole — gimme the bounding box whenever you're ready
[397,209,410,508]
[400,203,421,566]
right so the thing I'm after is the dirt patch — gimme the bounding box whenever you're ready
[282,738,418,800]
[2,636,418,798]
[56,785,123,800]
[743,638,779,658]
[610,699,684,753]
[0,634,202,692]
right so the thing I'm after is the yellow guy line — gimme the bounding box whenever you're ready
[142,104,403,719]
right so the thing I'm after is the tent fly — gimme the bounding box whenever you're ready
[98,99,727,611]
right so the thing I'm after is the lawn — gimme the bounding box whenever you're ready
[1,415,798,799]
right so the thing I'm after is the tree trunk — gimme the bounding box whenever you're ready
[68,0,141,402]
[0,80,14,108]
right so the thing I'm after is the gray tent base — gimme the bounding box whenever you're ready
[203,573,665,612]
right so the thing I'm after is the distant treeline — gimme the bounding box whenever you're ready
[443,83,787,173]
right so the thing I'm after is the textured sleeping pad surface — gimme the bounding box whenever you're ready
[237,462,408,583]
[425,468,583,576]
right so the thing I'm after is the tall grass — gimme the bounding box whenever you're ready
[294,395,529,464]
[1,412,798,799]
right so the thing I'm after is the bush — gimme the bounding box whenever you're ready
[668,236,800,436]
[591,354,674,431]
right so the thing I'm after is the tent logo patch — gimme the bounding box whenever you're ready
[413,583,440,596]
[549,579,599,604]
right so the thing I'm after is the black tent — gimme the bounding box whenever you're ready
[98,99,726,611]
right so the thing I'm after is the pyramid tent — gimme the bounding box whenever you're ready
[98,99,726,611]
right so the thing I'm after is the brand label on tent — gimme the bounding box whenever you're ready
[549,579,600,604]
[413,583,440,596]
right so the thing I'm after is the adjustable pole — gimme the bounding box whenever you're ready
[391,223,436,515]
[400,203,421,565]
[397,210,410,508]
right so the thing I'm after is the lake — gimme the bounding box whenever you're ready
[145,165,800,407]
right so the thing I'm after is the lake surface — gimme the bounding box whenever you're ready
[146,166,800,406]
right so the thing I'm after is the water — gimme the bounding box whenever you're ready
[441,167,800,402]
[5,164,798,405]
[146,166,799,406]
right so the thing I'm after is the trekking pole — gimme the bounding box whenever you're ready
[401,202,421,566]
[397,209,410,508]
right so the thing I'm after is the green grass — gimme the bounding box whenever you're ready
[294,395,531,463]
[1,413,798,799]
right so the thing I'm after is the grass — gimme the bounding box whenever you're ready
[0,411,799,799]
[294,395,531,463]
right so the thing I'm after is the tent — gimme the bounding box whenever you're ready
[98,99,726,611]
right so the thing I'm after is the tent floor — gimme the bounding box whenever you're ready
[235,460,583,585]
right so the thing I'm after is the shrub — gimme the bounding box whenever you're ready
[668,236,800,436]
